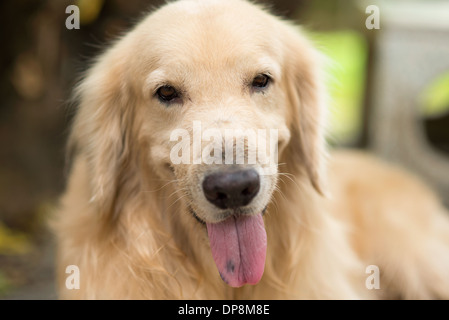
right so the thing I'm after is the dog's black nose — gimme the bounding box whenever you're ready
[202,169,260,209]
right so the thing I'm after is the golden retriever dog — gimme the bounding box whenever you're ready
[53,0,449,299]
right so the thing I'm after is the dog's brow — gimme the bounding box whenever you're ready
[255,57,281,80]
[145,69,169,92]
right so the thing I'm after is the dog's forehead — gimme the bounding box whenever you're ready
[135,0,283,65]
[172,0,229,14]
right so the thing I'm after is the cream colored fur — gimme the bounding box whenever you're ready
[52,0,449,299]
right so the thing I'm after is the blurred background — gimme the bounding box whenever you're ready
[1,0,448,299]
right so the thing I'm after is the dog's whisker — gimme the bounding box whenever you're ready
[165,193,190,212]
[277,172,303,193]
[268,197,280,217]
[142,179,180,194]
[165,188,191,205]
[272,184,287,201]
[276,162,287,167]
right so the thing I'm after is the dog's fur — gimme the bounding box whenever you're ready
[53,0,449,299]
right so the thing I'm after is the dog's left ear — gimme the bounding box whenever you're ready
[281,27,328,195]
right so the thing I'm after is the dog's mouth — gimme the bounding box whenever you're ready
[189,206,268,287]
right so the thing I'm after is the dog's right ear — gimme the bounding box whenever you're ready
[281,26,328,195]
[68,50,137,220]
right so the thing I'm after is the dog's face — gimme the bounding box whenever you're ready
[137,3,291,224]
[75,0,326,288]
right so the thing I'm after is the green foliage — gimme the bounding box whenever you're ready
[310,30,368,144]
[420,72,449,118]
[0,271,11,296]
[76,0,104,25]
[0,222,31,255]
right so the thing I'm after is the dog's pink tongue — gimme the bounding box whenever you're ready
[206,214,266,287]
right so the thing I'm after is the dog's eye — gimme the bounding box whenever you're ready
[156,85,179,103]
[251,74,270,89]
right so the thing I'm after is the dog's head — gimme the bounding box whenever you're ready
[71,0,326,287]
